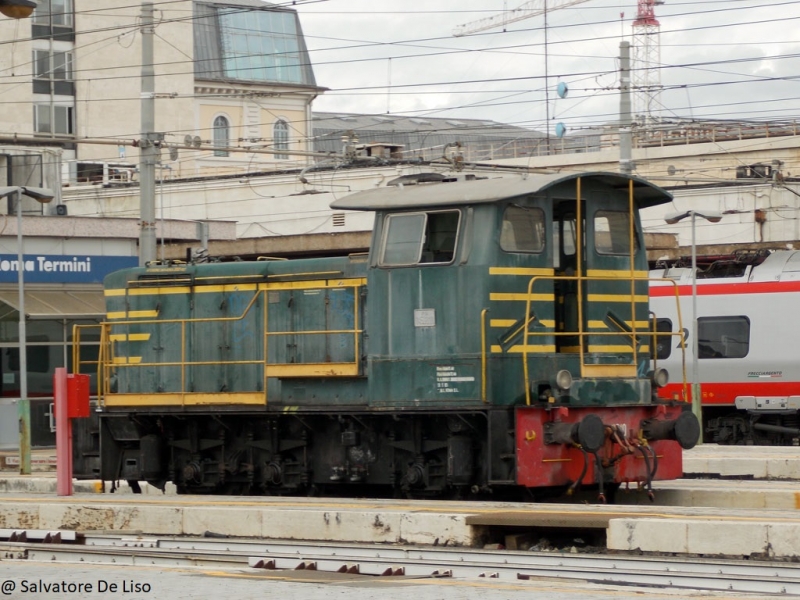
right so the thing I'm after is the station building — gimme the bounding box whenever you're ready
[0,212,234,449]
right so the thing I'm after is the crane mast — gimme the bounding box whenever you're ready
[632,0,663,123]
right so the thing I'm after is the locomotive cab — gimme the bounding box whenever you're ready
[334,173,670,410]
[333,172,699,495]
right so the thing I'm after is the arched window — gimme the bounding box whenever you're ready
[273,119,289,159]
[213,115,230,157]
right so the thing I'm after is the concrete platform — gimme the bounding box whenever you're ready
[0,492,799,559]
[0,444,797,559]
[2,474,797,514]
[650,479,800,510]
[606,516,800,557]
[683,444,800,479]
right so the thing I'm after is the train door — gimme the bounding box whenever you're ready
[583,189,647,378]
[553,200,582,353]
[553,184,646,377]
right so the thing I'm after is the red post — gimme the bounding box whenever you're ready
[54,367,72,496]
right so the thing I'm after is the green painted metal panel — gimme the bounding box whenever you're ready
[266,285,363,367]
[369,357,482,407]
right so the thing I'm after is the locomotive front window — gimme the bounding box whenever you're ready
[697,315,750,359]
[380,210,460,266]
[649,317,673,360]
[594,210,639,255]
[500,205,545,253]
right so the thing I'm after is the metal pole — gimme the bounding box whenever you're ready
[54,367,71,496]
[690,211,702,442]
[619,41,633,174]
[139,2,157,266]
[16,188,31,474]
[159,165,164,262]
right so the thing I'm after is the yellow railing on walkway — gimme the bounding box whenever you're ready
[477,275,688,406]
[87,281,364,407]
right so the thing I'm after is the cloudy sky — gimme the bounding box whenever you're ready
[294,0,800,136]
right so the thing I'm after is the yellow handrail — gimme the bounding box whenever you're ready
[99,282,366,400]
[519,274,687,403]
[71,323,103,400]
[480,308,488,403]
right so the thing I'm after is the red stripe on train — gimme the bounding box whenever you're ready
[659,381,800,405]
[649,280,800,297]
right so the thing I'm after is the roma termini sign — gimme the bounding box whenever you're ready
[0,254,137,284]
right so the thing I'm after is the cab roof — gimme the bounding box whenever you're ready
[330,171,672,211]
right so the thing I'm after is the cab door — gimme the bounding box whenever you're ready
[582,190,648,378]
[552,200,582,354]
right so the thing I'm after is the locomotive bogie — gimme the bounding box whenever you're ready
[97,403,691,497]
[99,410,494,496]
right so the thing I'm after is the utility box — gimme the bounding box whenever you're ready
[66,374,90,418]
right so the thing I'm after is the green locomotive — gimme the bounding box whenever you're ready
[77,172,699,499]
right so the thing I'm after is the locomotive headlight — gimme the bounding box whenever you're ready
[649,368,669,388]
[555,369,573,391]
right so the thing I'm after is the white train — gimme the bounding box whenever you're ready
[649,250,800,445]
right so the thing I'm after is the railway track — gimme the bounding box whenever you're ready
[2,532,799,595]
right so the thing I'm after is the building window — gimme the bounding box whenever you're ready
[380,211,460,266]
[273,119,289,159]
[220,9,303,82]
[697,316,750,359]
[34,50,73,80]
[500,205,545,253]
[33,0,73,27]
[213,115,230,157]
[33,49,74,95]
[34,104,74,135]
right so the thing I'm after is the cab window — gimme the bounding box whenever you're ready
[500,205,545,253]
[594,210,639,254]
[649,317,672,360]
[380,210,460,266]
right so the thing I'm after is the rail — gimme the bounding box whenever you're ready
[12,533,800,594]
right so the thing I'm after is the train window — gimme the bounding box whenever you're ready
[553,217,577,270]
[6,345,51,373]
[500,205,545,253]
[381,213,425,265]
[594,211,639,254]
[649,318,672,360]
[380,210,460,266]
[697,316,750,359]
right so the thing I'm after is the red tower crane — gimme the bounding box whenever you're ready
[632,0,664,123]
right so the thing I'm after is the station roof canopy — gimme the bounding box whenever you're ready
[0,290,105,320]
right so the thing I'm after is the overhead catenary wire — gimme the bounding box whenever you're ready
[3,0,799,165]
